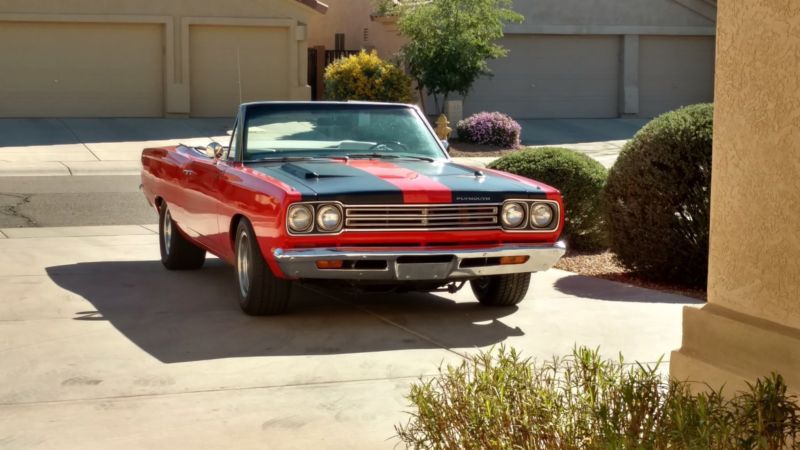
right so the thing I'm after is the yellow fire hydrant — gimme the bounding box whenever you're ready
[435,114,452,141]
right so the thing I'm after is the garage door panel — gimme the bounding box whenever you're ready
[0,22,163,118]
[464,35,620,119]
[639,36,715,117]
[190,25,289,118]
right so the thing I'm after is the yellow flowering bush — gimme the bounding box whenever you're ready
[324,50,412,103]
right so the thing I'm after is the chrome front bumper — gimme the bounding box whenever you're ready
[273,242,566,281]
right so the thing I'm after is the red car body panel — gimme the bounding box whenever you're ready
[142,145,564,279]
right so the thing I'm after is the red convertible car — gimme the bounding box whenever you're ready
[141,102,565,315]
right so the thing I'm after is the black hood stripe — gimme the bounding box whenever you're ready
[252,161,404,204]
[392,161,548,203]
[250,160,546,205]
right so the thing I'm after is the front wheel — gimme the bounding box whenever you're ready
[470,273,531,307]
[235,219,292,315]
[159,202,206,270]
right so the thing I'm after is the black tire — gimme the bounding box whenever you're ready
[159,202,206,270]
[470,273,531,306]
[234,219,292,315]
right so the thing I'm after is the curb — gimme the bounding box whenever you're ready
[0,224,158,239]
[0,161,141,177]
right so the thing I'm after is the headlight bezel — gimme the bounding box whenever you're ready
[500,202,527,229]
[286,201,345,235]
[316,204,344,233]
[286,204,314,234]
[530,203,555,229]
[500,199,560,232]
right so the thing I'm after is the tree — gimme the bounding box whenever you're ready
[398,0,523,114]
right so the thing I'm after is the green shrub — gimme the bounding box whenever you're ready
[489,148,608,250]
[396,346,800,450]
[324,50,413,102]
[603,103,713,287]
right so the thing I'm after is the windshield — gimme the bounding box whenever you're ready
[242,104,446,161]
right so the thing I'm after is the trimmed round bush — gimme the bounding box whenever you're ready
[324,50,412,102]
[489,147,608,250]
[603,103,713,287]
[457,112,521,148]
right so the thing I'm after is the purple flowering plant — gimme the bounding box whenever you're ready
[456,112,522,148]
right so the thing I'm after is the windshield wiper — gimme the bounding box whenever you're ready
[345,153,436,162]
[243,155,349,163]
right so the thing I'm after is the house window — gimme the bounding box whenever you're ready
[363,28,369,43]
[335,33,345,50]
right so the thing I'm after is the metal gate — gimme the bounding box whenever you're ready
[307,47,360,100]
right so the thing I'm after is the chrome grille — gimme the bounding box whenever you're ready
[344,204,500,231]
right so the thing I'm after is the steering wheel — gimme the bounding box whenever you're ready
[368,141,410,153]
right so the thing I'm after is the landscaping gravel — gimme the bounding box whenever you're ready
[556,251,707,301]
[448,140,518,157]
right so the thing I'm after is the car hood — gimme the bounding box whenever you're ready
[251,159,555,204]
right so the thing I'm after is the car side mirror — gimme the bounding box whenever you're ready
[206,142,224,159]
[440,139,450,151]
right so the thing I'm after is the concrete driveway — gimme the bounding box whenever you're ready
[0,226,700,449]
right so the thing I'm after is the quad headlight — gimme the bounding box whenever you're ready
[287,203,343,234]
[530,203,555,228]
[316,204,343,232]
[501,202,526,228]
[287,204,313,233]
[500,200,559,231]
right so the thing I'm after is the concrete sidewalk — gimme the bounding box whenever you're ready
[0,118,643,176]
[0,226,700,449]
[0,118,230,176]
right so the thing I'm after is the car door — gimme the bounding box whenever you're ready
[212,119,243,262]
[180,148,224,250]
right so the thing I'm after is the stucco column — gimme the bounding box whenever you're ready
[670,0,800,393]
[291,24,312,100]
[620,34,639,115]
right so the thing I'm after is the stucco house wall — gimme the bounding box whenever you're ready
[0,0,326,118]
[671,0,800,393]
[310,0,716,119]
[307,0,405,60]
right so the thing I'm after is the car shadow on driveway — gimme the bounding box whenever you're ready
[553,274,705,304]
[45,259,522,363]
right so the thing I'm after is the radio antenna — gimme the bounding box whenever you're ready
[237,48,243,104]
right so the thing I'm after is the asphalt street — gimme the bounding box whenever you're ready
[0,175,153,227]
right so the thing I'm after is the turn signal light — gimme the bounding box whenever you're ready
[316,260,344,269]
[499,256,529,265]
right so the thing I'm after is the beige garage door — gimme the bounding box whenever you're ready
[465,35,620,119]
[639,36,715,117]
[0,22,163,118]
[190,25,290,118]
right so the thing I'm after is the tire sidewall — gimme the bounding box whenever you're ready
[158,202,171,264]
[235,220,258,310]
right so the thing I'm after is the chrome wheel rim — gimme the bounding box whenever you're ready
[237,231,251,298]
[163,208,173,255]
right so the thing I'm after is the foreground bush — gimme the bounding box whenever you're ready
[396,346,800,449]
[324,50,412,102]
[457,112,521,148]
[489,148,607,250]
[603,103,713,287]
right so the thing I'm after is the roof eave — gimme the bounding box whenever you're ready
[295,0,328,14]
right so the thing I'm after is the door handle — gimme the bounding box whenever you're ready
[183,169,196,176]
